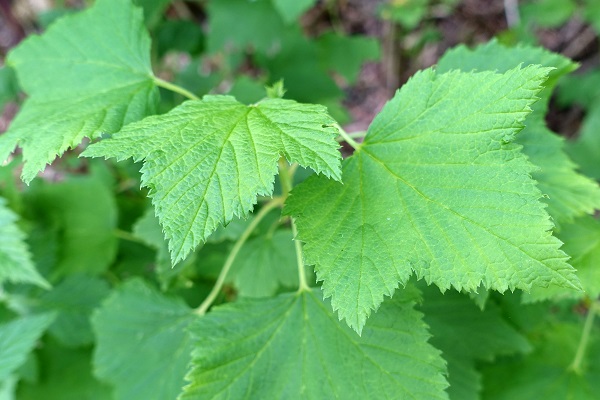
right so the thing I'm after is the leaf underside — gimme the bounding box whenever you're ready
[286,65,581,333]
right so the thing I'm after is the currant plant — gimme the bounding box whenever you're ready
[1,0,599,399]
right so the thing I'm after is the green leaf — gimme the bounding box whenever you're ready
[560,217,600,299]
[316,32,381,84]
[229,229,299,297]
[254,28,344,105]
[566,103,600,180]
[437,40,600,226]
[0,66,19,112]
[286,65,580,333]
[84,95,341,263]
[155,19,205,57]
[35,275,110,347]
[379,0,429,29]
[1,0,158,183]
[226,76,269,105]
[583,0,600,33]
[0,313,55,381]
[271,0,316,23]
[17,338,112,400]
[132,208,193,288]
[24,175,117,278]
[526,216,600,302]
[92,279,195,400]
[207,0,285,54]
[520,0,577,28]
[420,287,531,400]
[133,0,172,28]
[557,71,600,108]
[181,289,448,399]
[482,321,600,399]
[0,197,49,289]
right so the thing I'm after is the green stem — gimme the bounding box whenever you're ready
[292,217,309,292]
[277,159,309,291]
[278,158,293,199]
[569,300,599,374]
[336,130,366,143]
[113,229,146,245]
[336,125,361,150]
[194,198,283,315]
[153,77,200,101]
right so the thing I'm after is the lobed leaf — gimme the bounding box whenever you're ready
[182,289,448,399]
[0,0,158,182]
[286,65,581,333]
[84,95,341,263]
[437,40,600,225]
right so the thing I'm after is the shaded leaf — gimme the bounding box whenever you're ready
[36,275,110,347]
[482,320,600,399]
[420,287,531,400]
[17,338,111,400]
[0,313,55,381]
[92,279,195,400]
[24,175,117,278]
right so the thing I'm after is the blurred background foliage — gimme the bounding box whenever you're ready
[1,1,600,399]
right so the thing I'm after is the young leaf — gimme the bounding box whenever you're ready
[84,96,341,263]
[0,197,49,289]
[92,279,195,400]
[0,0,158,183]
[0,313,56,381]
[286,65,580,333]
[421,288,531,400]
[181,289,448,399]
[35,275,110,347]
[437,40,600,225]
